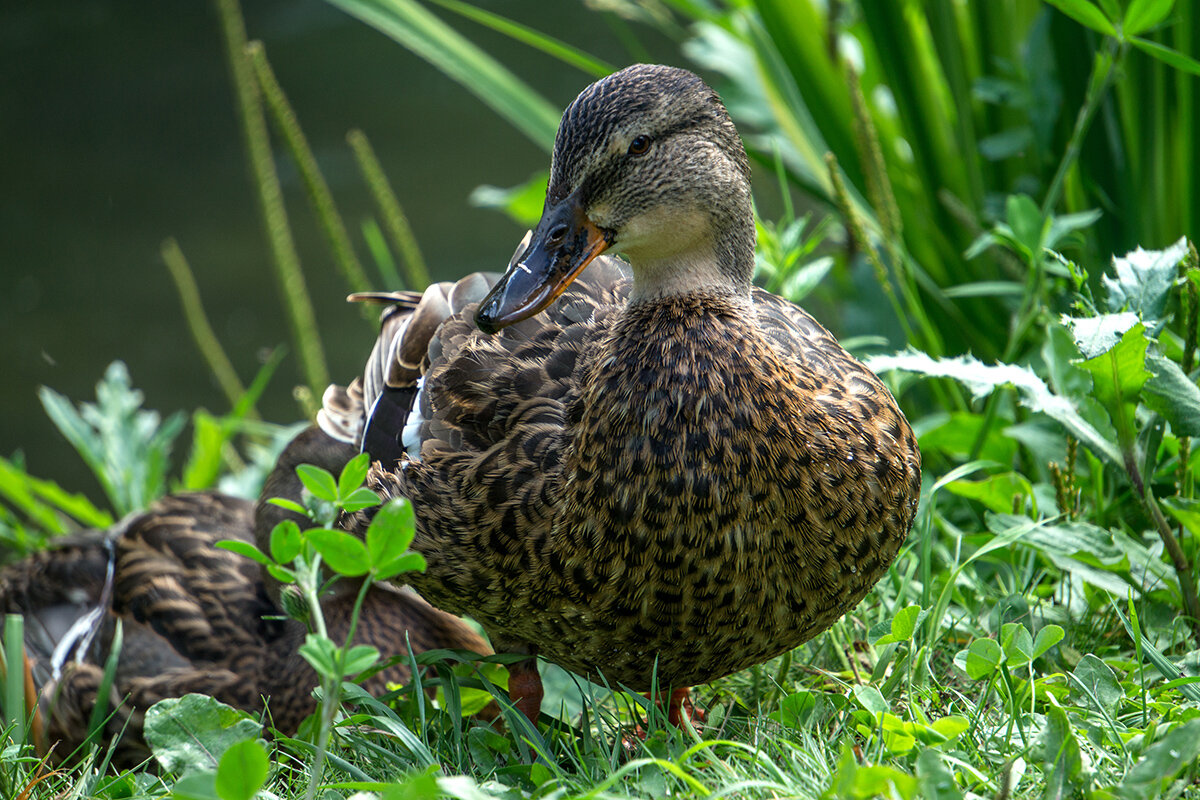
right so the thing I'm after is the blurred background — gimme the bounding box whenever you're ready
[1,1,677,497]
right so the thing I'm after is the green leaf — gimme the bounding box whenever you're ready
[944,472,1032,514]
[1033,625,1065,658]
[1063,312,1140,359]
[296,464,339,503]
[325,0,560,150]
[1001,623,1034,667]
[299,634,339,678]
[1123,0,1175,35]
[1114,719,1200,797]
[268,497,309,517]
[215,540,272,568]
[340,486,382,514]
[214,739,269,800]
[873,605,923,645]
[307,528,370,576]
[1074,322,1151,412]
[964,639,1002,679]
[1045,209,1103,250]
[376,551,427,581]
[1044,0,1117,35]
[143,694,261,776]
[1130,36,1200,75]
[337,452,372,500]
[1143,354,1200,436]
[470,171,549,228]
[366,498,417,569]
[852,685,889,715]
[269,520,302,564]
[169,772,220,800]
[1071,654,1123,716]
[915,749,963,800]
[1006,193,1045,257]
[1102,238,1187,326]
[1039,703,1085,800]
[343,644,381,675]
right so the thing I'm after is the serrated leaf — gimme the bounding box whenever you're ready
[1102,238,1187,327]
[1075,322,1151,412]
[307,528,370,576]
[1044,0,1117,35]
[1143,353,1200,435]
[143,694,261,776]
[1063,312,1140,359]
[216,540,272,568]
[366,498,417,569]
[215,739,269,800]
[296,464,339,502]
[337,452,372,500]
[866,350,1123,467]
[269,520,302,563]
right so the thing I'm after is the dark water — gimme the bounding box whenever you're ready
[1,1,676,500]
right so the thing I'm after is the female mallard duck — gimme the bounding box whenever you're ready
[321,64,921,724]
[0,429,489,768]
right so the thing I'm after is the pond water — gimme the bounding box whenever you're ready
[1,1,677,498]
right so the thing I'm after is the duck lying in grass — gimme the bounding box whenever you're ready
[318,64,922,725]
[0,429,489,768]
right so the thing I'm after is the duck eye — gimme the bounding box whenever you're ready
[627,135,651,155]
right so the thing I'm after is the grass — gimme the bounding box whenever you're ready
[3,0,1200,797]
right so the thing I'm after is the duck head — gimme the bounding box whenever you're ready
[475,64,754,334]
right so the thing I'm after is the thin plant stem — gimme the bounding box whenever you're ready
[347,129,431,291]
[160,238,252,415]
[246,40,374,299]
[214,0,328,394]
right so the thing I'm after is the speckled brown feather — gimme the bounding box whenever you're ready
[1,430,490,768]
[331,65,921,696]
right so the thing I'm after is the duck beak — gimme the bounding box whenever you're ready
[475,190,611,334]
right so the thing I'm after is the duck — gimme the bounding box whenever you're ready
[319,64,922,725]
[0,428,490,769]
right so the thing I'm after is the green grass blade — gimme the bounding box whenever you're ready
[325,0,561,151]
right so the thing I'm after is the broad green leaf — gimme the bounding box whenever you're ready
[307,528,370,576]
[299,634,339,678]
[1044,0,1117,35]
[1001,623,1034,667]
[1143,354,1200,436]
[325,0,560,150]
[1113,719,1200,797]
[143,695,261,776]
[1074,322,1151,412]
[1123,0,1175,35]
[343,644,381,675]
[366,497,418,569]
[945,472,1032,514]
[963,639,1002,679]
[852,685,889,715]
[296,464,339,502]
[1131,36,1200,75]
[1006,194,1045,257]
[340,486,382,514]
[1071,654,1123,715]
[1033,625,1065,658]
[866,350,1123,467]
[169,772,219,800]
[915,749,963,800]
[337,451,372,500]
[216,540,272,568]
[376,551,428,581]
[1046,209,1103,250]
[1039,703,1084,800]
[873,604,923,645]
[770,690,818,729]
[267,497,309,517]
[1102,238,1187,326]
[269,520,302,564]
[215,739,269,800]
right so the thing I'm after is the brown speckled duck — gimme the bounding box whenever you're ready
[321,64,921,724]
[0,429,489,768]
